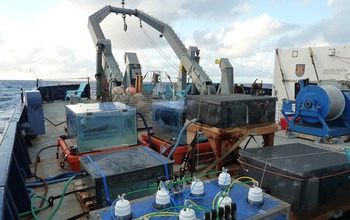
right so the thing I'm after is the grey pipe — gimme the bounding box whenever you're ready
[167,118,199,159]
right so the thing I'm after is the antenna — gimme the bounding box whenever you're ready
[29,68,41,87]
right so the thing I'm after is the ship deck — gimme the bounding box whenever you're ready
[26,98,350,219]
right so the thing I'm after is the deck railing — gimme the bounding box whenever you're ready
[0,102,32,219]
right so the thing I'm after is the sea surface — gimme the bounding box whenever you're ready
[0,79,93,135]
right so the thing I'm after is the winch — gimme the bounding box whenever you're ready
[281,79,350,138]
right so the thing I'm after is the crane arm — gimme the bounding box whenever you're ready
[88,6,125,99]
[88,5,215,96]
[134,9,214,94]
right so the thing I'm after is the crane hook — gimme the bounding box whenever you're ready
[124,22,127,31]
[121,0,127,31]
[139,19,142,28]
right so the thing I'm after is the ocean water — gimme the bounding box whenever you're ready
[0,80,36,134]
[0,80,93,134]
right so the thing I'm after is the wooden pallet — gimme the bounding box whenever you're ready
[73,180,96,212]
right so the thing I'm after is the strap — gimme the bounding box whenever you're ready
[142,146,170,180]
[86,155,111,205]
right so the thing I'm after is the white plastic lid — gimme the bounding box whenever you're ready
[218,171,231,186]
[248,186,263,203]
[218,195,232,207]
[156,188,170,206]
[179,207,196,220]
[191,179,204,196]
[115,199,131,217]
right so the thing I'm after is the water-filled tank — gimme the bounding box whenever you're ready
[296,85,345,123]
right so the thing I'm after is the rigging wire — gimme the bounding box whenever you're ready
[200,51,272,75]
[335,56,350,65]
[141,28,179,72]
[334,55,350,60]
[125,30,159,72]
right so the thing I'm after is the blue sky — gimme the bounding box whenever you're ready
[0,0,348,83]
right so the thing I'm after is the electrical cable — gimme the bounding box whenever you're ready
[34,144,58,177]
[137,111,153,149]
[57,147,74,173]
[56,140,75,172]
[161,143,175,156]
[34,175,48,212]
[30,171,78,183]
[20,182,92,219]
[31,175,76,220]
[211,171,229,209]
[108,170,225,219]
[174,171,228,207]
[27,188,35,198]
[160,138,175,155]
[20,197,50,218]
[186,199,211,213]
[26,178,71,188]
[109,186,159,220]
[214,177,256,216]
[160,181,178,208]
[44,117,66,127]
[136,205,205,219]
[20,175,49,219]
[47,186,95,207]
[168,118,199,159]
[23,144,61,218]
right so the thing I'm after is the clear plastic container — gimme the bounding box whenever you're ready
[152,101,187,144]
[66,102,137,152]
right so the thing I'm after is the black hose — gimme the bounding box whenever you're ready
[44,117,66,126]
[161,144,174,156]
[136,111,153,150]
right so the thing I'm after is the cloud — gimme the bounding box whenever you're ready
[270,0,350,48]
[0,0,349,85]
[0,31,3,45]
[303,1,350,45]
[188,13,291,83]
[0,0,97,80]
[180,0,246,20]
[218,14,284,57]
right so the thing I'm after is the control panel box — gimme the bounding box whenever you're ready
[89,179,290,219]
[80,147,173,209]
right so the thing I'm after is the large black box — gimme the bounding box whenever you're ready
[80,147,173,208]
[185,94,276,128]
[239,143,350,213]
